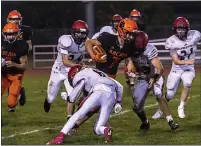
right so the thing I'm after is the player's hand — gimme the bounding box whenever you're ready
[114,103,122,114]
[148,78,155,89]
[185,59,195,65]
[6,61,15,68]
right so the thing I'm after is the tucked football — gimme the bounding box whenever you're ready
[92,45,107,62]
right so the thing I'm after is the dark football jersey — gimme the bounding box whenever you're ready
[18,25,33,41]
[96,32,135,75]
[1,40,29,74]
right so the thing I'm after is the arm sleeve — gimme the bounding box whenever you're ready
[111,79,123,103]
[69,79,85,103]
[169,49,177,56]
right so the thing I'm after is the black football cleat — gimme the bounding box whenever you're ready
[19,87,26,106]
[44,98,51,113]
[140,121,150,130]
[168,120,179,131]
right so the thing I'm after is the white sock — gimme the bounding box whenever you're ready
[166,115,173,122]
[179,101,185,108]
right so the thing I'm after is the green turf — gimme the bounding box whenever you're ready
[1,72,201,145]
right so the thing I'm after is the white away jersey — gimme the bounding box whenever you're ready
[131,43,158,78]
[52,35,85,73]
[70,68,123,102]
[165,30,201,70]
[92,26,118,39]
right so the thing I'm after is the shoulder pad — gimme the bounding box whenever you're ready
[100,26,112,32]
[165,36,177,50]
[58,35,73,48]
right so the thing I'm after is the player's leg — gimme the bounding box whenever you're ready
[153,76,179,130]
[18,86,26,106]
[2,76,9,98]
[44,70,62,112]
[132,79,150,130]
[178,70,195,118]
[7,74,23,112]
[63,78,75,119]
[47,91,102,145]
[152,71,181,119]
[93,91,116,143]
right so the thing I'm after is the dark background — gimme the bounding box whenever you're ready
[2,1,201,45]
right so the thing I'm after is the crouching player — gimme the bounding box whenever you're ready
[47,65,123,145]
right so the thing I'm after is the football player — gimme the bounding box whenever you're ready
[124,9,146,86]
[129,9,146,31]
[43,20,89,120]
[86,18,147,79]
[1,23,29,112]
[92,14,122,39]
[46,65,123,145]
[126,32,179,131]
[6,10,33,106]
[152,17,201,119]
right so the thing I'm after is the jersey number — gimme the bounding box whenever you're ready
[68,54,83,62]
[92,69,106,77]
[179,48,193,60]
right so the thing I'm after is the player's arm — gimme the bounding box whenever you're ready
[27,40,32,51]
[62,54,80,67]
[85,39,101,59]
[6,55,28,71]
[67,79,85,103]
[170,49,194,65]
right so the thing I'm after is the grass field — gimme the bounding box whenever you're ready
[1,70,201,145]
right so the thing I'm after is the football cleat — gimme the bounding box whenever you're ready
[19,87,26,106]
[46,136,64,145]
[152,108,163,119]
[168,120,179,131]
[104,125,112,143]
[8,107,16,112]
[139,121,150,130]
[44,98,51,113]
[178,106,185,119]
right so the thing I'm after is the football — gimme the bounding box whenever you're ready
[92,45,107,62]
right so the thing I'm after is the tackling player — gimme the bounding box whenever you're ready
[6,10,33,106]
[46,65,123,145]
[152,17,201,119]
[43,20,89,120]
[126,32,179,131]
[1,23,29,112]
[92,14,122,39]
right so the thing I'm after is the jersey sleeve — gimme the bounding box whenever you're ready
[189,30,201,44]
[145,43,158,60]
[165,37,176,50]
[92,26,110,39]
[57,35,73,55]
[97,32,113,52]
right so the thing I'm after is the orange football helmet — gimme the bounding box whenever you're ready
[118,18,138,43]
[129,9,141,22]
[7,10,23,25]
[2,22,20,43]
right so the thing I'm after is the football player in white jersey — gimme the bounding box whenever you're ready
[92,14,122,39]
[152,17,201,119]
[43,20,89,119]
[126,32,179,130]
[46,65,123,145]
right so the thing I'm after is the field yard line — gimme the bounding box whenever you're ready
[1,94,199,140]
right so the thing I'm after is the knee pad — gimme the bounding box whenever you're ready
[165,90,175,101]
[153,88,162,99]
[183,81,192,88]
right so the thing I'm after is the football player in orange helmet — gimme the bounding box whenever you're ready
[1,23,29,112]
[6,10,33,107]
